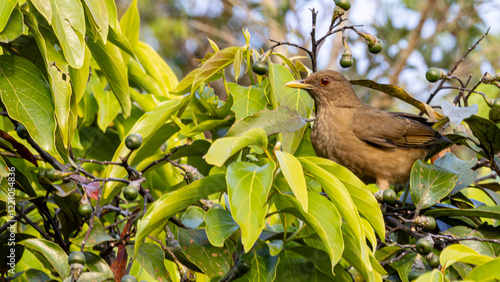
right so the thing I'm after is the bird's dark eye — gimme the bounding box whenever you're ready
[320,78,330,86]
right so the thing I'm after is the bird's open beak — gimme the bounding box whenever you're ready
[285,80,312,90]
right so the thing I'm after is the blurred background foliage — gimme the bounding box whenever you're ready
[115,0,500,110]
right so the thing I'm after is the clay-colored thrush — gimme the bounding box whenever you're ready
[286,70,449,190]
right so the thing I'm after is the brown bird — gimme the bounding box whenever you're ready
[286,70,450,190]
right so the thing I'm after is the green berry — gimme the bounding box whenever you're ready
[16,124,29,139]
[78,204,93,218]
[335,0,351,11]
[235,259,252,275]
[368,39,383,54]
[211,204,224,210]
[252,61,268,76]
[425,252,440,268]
[339,55,353,68]
[383,189,396,204]
[414,215,436,231]
[37,169,46,179]
[123,185,139,201]
[415,238,433,255]
[125,133,142,150]
[426,68,441,82]
[493,99,500,108]
[68,252,86,265]
[121,275,138,282]
[45,169,60,182]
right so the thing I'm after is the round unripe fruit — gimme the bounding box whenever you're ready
[335,0,351,11]
[426,252,440,268]
[123,185,139,201]
[252,61,268,76]
[78,204,93,218]
[414,215,436,231]
[426,68,441,82]
[125,133,142,150]
[45,169,58,182]
[339,55,353,68]
[211,204,224,210]
[408,271,423,281]
[423,216,437,231]
[37,169,46,179]
[415,238,433,255]
[383,189,396,204]
[121,275,138,282]
[68,252,86,265]
[235,259,252,275]
[368,39,383,54]
[493,99,500,108]
[16,124,29,139]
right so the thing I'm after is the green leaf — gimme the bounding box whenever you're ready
[390,252,416,282]
[465,115,500,156]
[135,174,227,255]
[0,0,16,32]
[440,244,493,270]
[127,58,164,97]
[410,160,458,210]
[69,46,90,104]
[434,153,478,195]
[70,219,114,247]
[276,151,308,213]
[134,41,179,95]
[119,0,139,45]
[102,99,183,202]
[181,206,205,229]
[235,247,279,282]
[206,128,268,167]
[300,156,385,240]
[288,246,334,279]
[0,55,60,161]
[86,37,131,117]
[126,243,171,282]
[226,107,307,138]
[298,159,368,264]
[49,0,85,68]
[29,0,52,24]
[0,7,24,43]
[108,23,135,57]
[415,269,443,282]
[274,249,332,282]
[465,258,500,281]
[178,229,232,279]
[2,157,37,197]
[204,208,239,247]
[444,226,495,257]
[349,79,443,119]
[84,252,114,277]
[192,47,239,93]
[228,83,267,120]
[94,87,120,132]
[83,0,109,43]
[19,238,70,279]
[441,100,478,130]
[425,205,500,220]
[227,161,275,252]
[268,63,313,153]
[277,192,343,270]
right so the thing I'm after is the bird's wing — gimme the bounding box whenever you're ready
[352,109,441,148]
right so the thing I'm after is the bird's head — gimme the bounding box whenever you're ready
[285,70,362,108]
